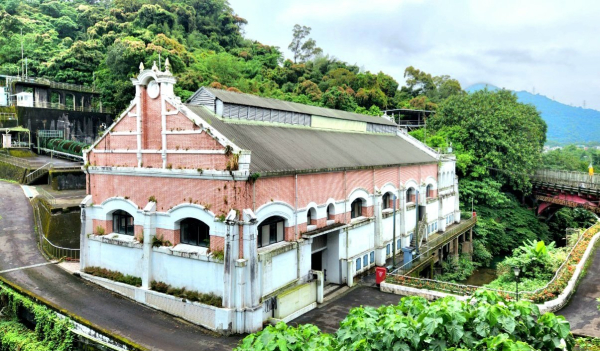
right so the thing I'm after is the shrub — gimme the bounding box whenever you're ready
[95,226,105,235]
[149,281,222,307]
[83,266,142,287]
[235,290,575,351]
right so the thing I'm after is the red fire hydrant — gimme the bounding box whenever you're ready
[375,267,387,285]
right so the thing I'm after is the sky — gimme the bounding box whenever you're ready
[228,0,600,110]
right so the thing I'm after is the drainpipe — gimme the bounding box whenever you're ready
[136,85,142,167]
[294,173,298,239]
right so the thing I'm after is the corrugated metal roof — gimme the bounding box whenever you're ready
[186,105,437,174]
[201,87,398,127]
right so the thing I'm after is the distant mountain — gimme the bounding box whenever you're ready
[466,84,600,144]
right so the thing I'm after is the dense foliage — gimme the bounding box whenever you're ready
[542,145,600,172]
[0,0,460,115]
[0,282,74,351]
[485,240,566,293]
[236,290,575,351]
[412,89,554,263]
[434,253,478,283]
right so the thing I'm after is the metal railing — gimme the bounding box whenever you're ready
[36,187,56,206]
[6,75,96,93]
[0,112,16,121]
[15,100,114,114]
[533,169,600,190]
[25,162,53,184]
[32,200,79,261]
[387,222,600,302]
[397,128,441,156]
[391,214,477,276]
[0,152,30,168]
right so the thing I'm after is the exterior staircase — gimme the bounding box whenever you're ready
[25,162,53,184]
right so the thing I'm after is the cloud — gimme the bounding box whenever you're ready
[229,0,600,110]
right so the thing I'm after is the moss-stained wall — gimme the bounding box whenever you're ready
[0,162,28,183]
[50,171,85,190]
[34,198,80,249]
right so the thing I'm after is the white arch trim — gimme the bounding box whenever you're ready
[424,176,438,189]
[380,182,398,196]
[348,188,371,210]
[404,179,419,190]
[100,197,143,224]
[255,201,296,227]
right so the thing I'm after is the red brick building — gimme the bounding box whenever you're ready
[79,63,460,333]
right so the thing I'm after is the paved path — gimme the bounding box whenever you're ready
[290,285,404,334]
[558,242,600,337]
[0,182,242,351]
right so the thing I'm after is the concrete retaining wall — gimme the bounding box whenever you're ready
[80,272,234,333]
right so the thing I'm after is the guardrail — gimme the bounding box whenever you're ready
[36,187,56,206]
[26,162,53,184]
[0,152,30,168]
[6,75,96,93]
[32,197,79,261]
[533,169,600,190]
[390,214,477,276]
[386,222,600,303]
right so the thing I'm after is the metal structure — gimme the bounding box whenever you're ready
[383,108,436,130]
[36,130,88,160]
[32,197,79,260]
[391,214,477,276]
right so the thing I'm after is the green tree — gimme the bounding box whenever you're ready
[288,24,323,63]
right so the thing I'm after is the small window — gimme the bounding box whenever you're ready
[112,210,134,235]
[350,199,363,219]
[363,254,368,267]
[397,239,401,250]
[426,184,434,198]
[382,192,391,210]
[386,244,391,255]
[370,251,374,264]
[327,203,335,220]
[180,218,210,247]
[356,257,362,270]
[257,216,285,248]
[406,187,416,203]
[307,209,312,225]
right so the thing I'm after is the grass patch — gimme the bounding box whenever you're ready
[150,281,222,307]
[8,149,35,158]
[576,337,600,350]
[83,266,142,287]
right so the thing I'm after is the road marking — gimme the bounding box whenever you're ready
[0,261,57,274]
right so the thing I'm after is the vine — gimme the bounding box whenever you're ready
[0,282,75,351]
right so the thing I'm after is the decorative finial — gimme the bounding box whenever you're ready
[139,62,144,73]
[151,61,158,72]
[164,58,171,73]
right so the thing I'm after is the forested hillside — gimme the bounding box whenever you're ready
[0,0,461,114]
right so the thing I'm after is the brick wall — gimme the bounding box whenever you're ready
[92,219,112,235]
[90,174,252,215]
[211,235,225,252]
[297,172,344,208]
[254,176,295,209]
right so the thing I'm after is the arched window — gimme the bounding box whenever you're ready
[351,198,363,219]
[258,216,285,248]
[382,192,392,210]
[307,208,316,226]
[327,203,335,220]
[112,210,134,235]
[426,184,434,198]
[406,187,416,203]
[180,218,210,247]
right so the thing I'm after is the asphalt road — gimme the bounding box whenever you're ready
[290,285,404,334]
[558,242,600,337]
[0,181,242,351]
